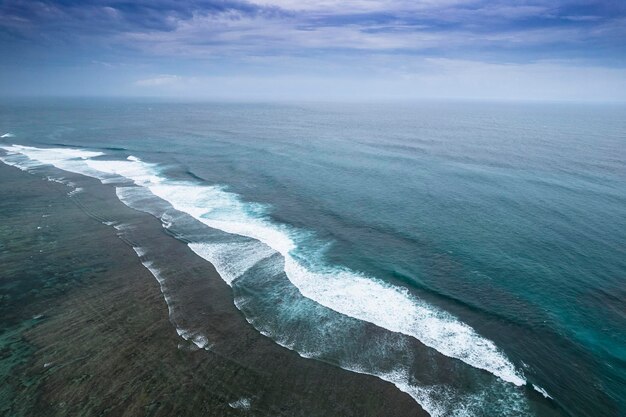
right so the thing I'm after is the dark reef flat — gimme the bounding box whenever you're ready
[0,162,426,417]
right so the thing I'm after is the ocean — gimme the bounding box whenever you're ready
[1,99,624,416]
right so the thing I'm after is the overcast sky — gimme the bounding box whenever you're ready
[1,0,625,101]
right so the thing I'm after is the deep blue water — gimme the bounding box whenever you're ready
[1,99,624,416]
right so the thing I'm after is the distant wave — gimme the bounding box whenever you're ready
[1,133,15,138]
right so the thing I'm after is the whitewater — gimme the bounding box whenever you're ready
[0,144,534,416]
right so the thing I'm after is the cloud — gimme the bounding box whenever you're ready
[243,0,468,13]
[115,6,625,61]
[0,0,625,100]
[134,74,182,86]
[2,0,625,55]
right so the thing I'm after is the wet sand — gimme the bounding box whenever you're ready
[0,162,427,417]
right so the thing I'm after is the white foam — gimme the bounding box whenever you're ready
[86,157,165,187]
[1,145,530,414]
[3,144,102,162]
[132,249,192,340]
[189,241,275,285]
[0,151,42,171]
[129,246,214,351]
[100,160,524,382]
[191,334,210,349]
[354,367,459,417]
[2,146,525,384]
[133,246,148,257]
[46,176,66,184]
[161,212,173,229]
[533,384,552,399]
[228,398,251,410]
[68,187,83,196]
[1,144,109,180]
[113,223,131,231]
[1,133,14,138]
[139,181,525,386]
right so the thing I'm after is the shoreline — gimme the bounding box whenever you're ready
[0,162,427,416]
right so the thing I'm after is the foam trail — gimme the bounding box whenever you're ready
[189,241,276,285]
[0,144,111,181]
[533,384,552,399]
[1,133,14,138]
[132,248,174,319]
[83,155,525,386]
[346,366,459,417]
[0,145,526,387]
[3,144,102,163]
[129,246,210,350]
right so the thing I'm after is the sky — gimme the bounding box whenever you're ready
[1,0,625,101]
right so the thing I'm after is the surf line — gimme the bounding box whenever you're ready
[0,144,526,387]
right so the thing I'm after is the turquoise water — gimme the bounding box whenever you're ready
[1,99,624,416]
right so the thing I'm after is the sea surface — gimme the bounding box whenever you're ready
[1,99,624,417]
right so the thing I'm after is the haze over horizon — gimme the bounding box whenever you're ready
[1,0,625,101]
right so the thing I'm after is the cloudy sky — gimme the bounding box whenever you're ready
[1,0,625,100]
